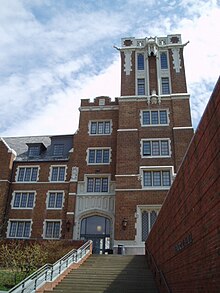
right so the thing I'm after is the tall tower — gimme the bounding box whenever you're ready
[114,34,193,254]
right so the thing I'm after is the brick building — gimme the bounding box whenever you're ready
[0,34,193,254]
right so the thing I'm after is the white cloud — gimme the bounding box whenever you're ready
[0,0,219,136]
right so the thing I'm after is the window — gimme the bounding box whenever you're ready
[53,144,64,156]
[12,192,35,208]
[142,139,170,157]
[87,177,109,193]
[90,121,111,135]
[137,79,145,95]
[160,52,168,69]
[161,77,170,94]
[44,221,61,239]
[142,110,168,126]
[137,54,144,70]
[50,166,66,182]
[143,170,171,188]
[28,146,40,157]
[47,192,64,209]
[142,210,158,241]
[88,149,110,164]
[17,167,39,182]
[8,220,31,238]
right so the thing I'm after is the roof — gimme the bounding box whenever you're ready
[3,135,74,162]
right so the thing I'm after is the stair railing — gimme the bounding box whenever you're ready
[8,240,92,293]
[145,245,172,293]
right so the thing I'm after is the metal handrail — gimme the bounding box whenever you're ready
[8,240,92,293]
[145,245,171,293]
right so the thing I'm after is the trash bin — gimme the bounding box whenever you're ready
[117,244,124,255]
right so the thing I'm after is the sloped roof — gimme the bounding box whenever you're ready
[3,135,74,162]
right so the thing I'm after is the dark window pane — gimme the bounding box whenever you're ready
[142,211,149,241]
[103,150,110,163]
[153,171,161,186]
[152,141,160,156]
[142,111,150,125]
[144,172,152,186]
[151,111,159,124]
[160,110,168,124]
[161,141,169,155]
[138,79,145,95]
[143,141,151,156]
[162,77,170,94]
[162,171,171,186]
[138,54,144,70]
[160,52,168,69]
[89,150,95,163]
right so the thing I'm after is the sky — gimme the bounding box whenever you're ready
[0,0,219,137]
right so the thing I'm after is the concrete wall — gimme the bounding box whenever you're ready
[146,77,220,293]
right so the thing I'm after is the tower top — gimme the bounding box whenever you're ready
[120,34,183,49]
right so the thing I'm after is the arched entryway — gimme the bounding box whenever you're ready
[80,215,111,254]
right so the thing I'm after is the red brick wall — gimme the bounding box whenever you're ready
[146,78,220,292]
[0,140,15,237]
[120,51,135,96]
[148,55,158,95]
[169,48,187,93]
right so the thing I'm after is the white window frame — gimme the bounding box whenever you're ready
[7,219,32,239]
[43,219,62,239]
[49,165,67,182]
[140,109,169,127]
[141,138,171,158]
[140,166,174,190]
[46,191,65,210]
[11,191,36,209]
[15,166,40,182]
[85,174,110,194]
[88,120,112,136]
[86,147,111,165]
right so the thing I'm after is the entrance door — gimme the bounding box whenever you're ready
[80,215,111,254]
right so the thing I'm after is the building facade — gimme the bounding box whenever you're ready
[0,34,193,254]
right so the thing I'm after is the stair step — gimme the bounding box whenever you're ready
[46,255,158,293]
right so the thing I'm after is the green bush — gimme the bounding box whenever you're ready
[0,240,82,289]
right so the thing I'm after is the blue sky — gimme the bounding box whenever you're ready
[0,0,219,137]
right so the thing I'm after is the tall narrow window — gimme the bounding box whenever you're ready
[137,79,145,95]
[142,210,158,241]
[137,54,144,70]
[161,77,170,94]
[160,52,168,69]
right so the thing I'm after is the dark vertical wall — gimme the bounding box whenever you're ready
[146,77,220,293]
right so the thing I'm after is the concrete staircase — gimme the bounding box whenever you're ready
[45,254,158,293]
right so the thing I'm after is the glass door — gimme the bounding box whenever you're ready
[80,215,111,254]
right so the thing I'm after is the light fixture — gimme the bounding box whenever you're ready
[97,225,102,232]
[66,220,71,232]
[122,218,128,230]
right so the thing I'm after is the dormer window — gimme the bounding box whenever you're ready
[27,143,46,158]
[53,144,64,156]
[28,146,40,157]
